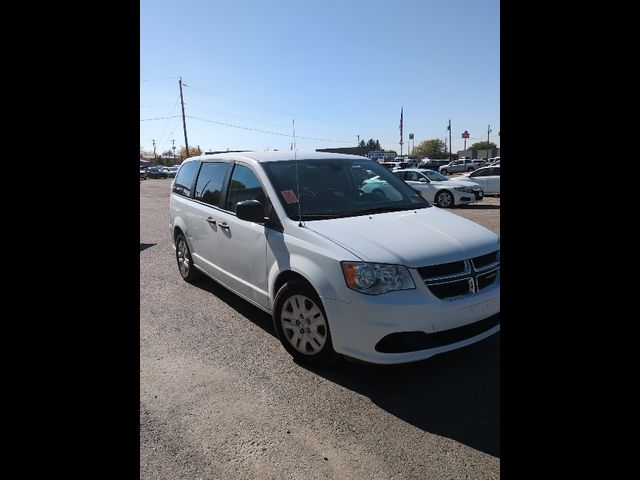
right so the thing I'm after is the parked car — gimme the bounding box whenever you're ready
[380,161,408,170]
[169,151,500,366]
[146,167,168,179]
[462,165,500,195]
[419,159,450,171]
[140,168,147,180]
[392,168,484,207]
[439,159,479,175]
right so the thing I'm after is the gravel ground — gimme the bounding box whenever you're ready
[140,178,500,480]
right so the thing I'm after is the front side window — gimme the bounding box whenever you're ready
[194,162,232,207]
[492,166,500,176]
[173,161,201,197]
[225,164,267,213]
[403,171,422,182]
[425,170,448,182]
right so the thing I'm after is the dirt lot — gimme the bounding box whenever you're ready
[140,179,500,480]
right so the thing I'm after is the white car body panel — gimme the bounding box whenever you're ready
[169,151,500,364]
[463,166,501,195]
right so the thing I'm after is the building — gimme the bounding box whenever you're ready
[456,147,500,160]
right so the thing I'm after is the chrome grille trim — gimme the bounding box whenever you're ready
[419,251,500,300]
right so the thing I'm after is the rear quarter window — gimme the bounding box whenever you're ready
[173,161,201,197]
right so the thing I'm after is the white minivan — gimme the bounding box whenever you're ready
[169,151,500,366]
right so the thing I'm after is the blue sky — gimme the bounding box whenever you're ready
[140,0,499,156]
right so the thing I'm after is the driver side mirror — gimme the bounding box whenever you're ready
[236,200,265,223]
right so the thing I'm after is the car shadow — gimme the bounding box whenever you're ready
[191,276,276,337]
[140,243,156,252]
[309,333,500,457]
[190,275,499,457]
[457,204,500,210]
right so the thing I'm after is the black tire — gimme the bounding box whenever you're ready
[435,190,454,208]
[175,233,201,282]
[273,279,339,367]
[441,169,448,175]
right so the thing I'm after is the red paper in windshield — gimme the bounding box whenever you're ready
[281,190,298,204]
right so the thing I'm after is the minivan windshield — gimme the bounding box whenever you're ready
[262,158,429,221]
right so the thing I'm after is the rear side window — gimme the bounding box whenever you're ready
[492,167,500,176]
[225,164,267,213]
[173,161,201,197]
[194,162,232,207]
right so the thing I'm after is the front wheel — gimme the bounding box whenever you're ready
[440,169,448,175]
[273,280,339,367]
[435,190,454,208]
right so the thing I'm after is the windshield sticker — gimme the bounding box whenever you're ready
[281,190,298,204]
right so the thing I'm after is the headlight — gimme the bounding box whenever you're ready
[341,262,415,295]
[454,186,474,193]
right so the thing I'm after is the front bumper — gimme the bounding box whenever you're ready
[454,189,484,205]
[322,271,500,364]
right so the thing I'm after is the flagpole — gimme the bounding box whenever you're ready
[399,107,404,156]
[448,119,452,162]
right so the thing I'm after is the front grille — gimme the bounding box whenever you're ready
[417,260,465,280]
[374,314,500,353]
[478,269,499,290]
[420,250,500,300]
[428,279,472,299]
[472,251,499,270]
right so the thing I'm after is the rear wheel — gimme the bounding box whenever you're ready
[273,280,339,367]
[175,233,201,282]
[435,190,454,208]
[441,169,448,175]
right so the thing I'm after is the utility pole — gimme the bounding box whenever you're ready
[152,139,156,161]
[487,124,492,159]
[172,139,176,164]
[179,78,190,158]
[357,134,360,144]
[448,119,452,162]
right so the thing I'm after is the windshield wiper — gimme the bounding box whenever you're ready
[348,206,414,216]
[296,213,347,220]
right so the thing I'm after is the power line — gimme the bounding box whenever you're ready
[140,77,180,82]
[185,103,355,138]
[140,116,181,121]
[140,103,176,108]
[187,115,352,143]
[185,84,292,116]
[156,94,182,149]
[184,82,386,129]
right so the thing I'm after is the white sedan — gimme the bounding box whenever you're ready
[462,165,500,195]
[393,168,484,208]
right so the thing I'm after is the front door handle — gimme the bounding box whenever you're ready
[206,217,216,225]
[219,221,230,230]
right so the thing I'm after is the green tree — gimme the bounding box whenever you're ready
[413,139,447,159]
[358,138,381,152]
[470,141,497,150]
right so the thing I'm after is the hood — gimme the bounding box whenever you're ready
[305,207,499,267]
